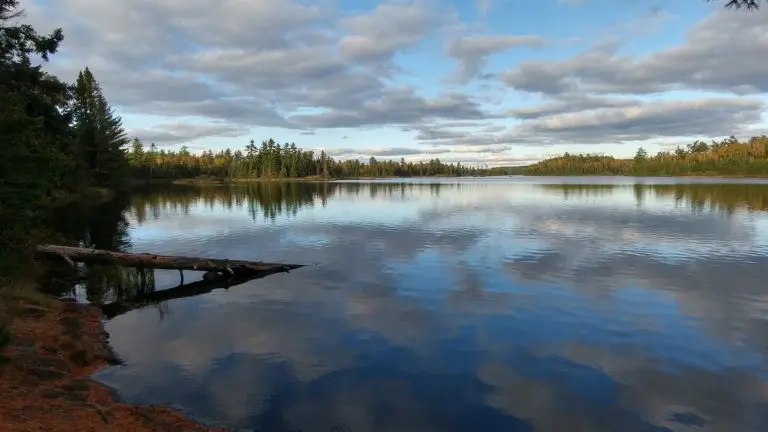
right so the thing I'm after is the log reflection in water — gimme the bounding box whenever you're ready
[100,269,290,319]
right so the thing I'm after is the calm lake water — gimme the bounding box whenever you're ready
[61,177,768,431]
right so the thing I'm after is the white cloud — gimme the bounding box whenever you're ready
[15,0,768,162]
[413,98,764,147]
[446,34,545,83]
[501,9,768,96]
[127,122,248,146]
[338,0,449,64]
[21,0,479,134]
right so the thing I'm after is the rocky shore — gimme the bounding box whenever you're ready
[0,295,225,431]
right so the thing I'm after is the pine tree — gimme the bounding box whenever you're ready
[73,67,130,189]
[129,138,144,165]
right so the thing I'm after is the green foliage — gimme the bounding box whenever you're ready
[1,0,69,276]
[128,138,490,180]
[0,0,130,278]
[523,136,768,177]
[634,147,648,162]
[74,67,130,189]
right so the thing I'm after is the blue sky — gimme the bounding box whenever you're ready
[23,0,768,166]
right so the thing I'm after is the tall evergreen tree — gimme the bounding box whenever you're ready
[73,67,130,189]
[129,137,145,166]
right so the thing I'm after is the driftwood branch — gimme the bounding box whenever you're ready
[35,244,304,276]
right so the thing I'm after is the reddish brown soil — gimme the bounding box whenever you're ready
[0,297,226,432]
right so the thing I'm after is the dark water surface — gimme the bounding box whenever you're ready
[66,177,768,431]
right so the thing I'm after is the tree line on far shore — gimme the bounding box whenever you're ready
[127,138,489,180]
[127,134,768,181]
[498,136,768,177]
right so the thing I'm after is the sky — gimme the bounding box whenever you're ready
[19,0,768,166]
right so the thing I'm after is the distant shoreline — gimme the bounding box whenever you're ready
[128,172,768,187]
[515,173,768,179]
[130,175,489,186]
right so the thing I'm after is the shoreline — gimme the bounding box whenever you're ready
[130,174,489,186]
[517,173,768,179]
[0,293,224,431]
[129,173,768,187]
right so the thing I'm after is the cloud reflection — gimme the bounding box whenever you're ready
[94,180,768,431]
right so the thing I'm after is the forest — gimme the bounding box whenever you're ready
[509,136,768,177]
[1,0,132,276]
[127,138,487,180]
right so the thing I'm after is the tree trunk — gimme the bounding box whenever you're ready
[35,244,303,275]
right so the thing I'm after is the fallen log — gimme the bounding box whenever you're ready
[35,244,304,276]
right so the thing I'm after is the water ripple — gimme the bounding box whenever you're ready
[86,179,768,432]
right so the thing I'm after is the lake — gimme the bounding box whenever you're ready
[56,177,768,431]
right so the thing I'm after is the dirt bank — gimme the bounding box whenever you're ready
[0,295,225,432]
